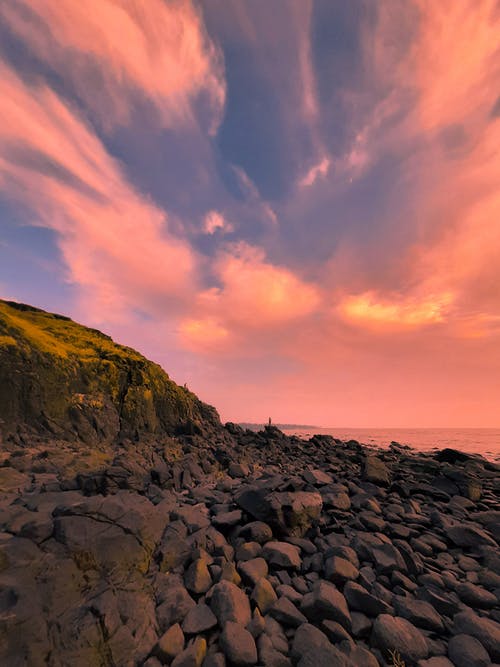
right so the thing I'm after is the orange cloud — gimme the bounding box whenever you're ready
[339,291,454,330]
[178,243,321,352]
[0,63,197,321]
[0,0,225,130]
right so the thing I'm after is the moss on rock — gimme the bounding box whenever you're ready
[0,299,219,441]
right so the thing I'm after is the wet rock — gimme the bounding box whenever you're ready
[220,621,258,666]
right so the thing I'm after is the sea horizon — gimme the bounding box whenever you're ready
[239,424,500,461]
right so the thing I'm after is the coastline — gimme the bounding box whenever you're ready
[0,423,499,666]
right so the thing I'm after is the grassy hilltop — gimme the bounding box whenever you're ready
[0,299,219,442]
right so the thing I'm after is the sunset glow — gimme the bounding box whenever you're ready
[0,0,499,426]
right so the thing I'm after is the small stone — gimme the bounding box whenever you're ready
[239,522,273,544]
[155,623,185,663]
[362,456,390,486]
[212,510,243,529]
[202,654,226,667]
[371,614,428,664]
[448,633,491,667]
[182,604,217,634]
[456,581,498,608]
[262,542,302,569]
[453,610,500,661]
[343,581,390,617]
[269,596,307,627]
[238,558,268,585]
[185,559,212,594]
[324,556,358,586]
[393,596,444,632]
[220,621,258,666]
[209,580,251,627]
[171,636,207,667]
[301,580,351,631]
[252,578,278,614]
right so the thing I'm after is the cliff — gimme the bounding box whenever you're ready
[0,299,219,442]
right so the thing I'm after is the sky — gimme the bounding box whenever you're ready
[0,0,499,427]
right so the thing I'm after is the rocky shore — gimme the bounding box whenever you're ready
[1,423,499,667]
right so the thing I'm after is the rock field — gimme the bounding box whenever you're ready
[0,423,499,666]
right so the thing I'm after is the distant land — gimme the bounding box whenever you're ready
[239,422,320,431]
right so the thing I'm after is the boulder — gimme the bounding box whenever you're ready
[362,456,390,486]
[209,581,251,627]
[235,487,322,537]
[371,615,428,665]
[262,542,302,569]
[220,622,257,666]
[447,633,491,667]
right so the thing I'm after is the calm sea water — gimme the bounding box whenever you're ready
[280,427,500,462]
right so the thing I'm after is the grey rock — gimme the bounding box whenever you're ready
[185,558,212,594]
[252,578,278,614]
[448,633,491,667]
[343,581,391,617]
[362,456,390,486]
[393,596,444,632]
[324,556,358,586]
[235,488,322,537]
[239,521,273,544]
[269,596,307,627]
[262,542,301,569]
[155,623,184,663]
[220,621,257,666]
[238,558,268,585]
[453,610,500,661]
[371,614,429,665]
[182,603,217,634]
[301,580,351,631]
[209,580,251,627]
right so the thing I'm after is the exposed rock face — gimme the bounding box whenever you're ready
[0,299,220,442]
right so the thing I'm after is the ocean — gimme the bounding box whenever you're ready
[279,427,500,462]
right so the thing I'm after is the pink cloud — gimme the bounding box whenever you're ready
[0,0,225,131]
[178,242,321,352]
[0,63,197,322]
[203,210,233,235]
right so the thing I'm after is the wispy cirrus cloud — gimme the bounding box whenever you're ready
[0,63,197,321]
[0,0,226,132]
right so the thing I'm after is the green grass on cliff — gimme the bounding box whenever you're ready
[0,300,145,363]
[0,299,217,438]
